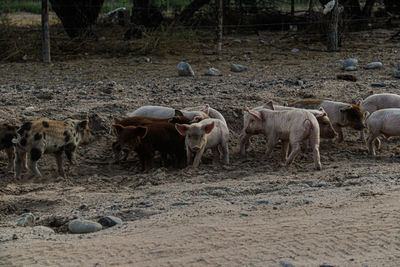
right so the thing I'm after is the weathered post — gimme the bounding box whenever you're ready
[42,0,51,63]
[216,0,223,55]
[327,0,339,52]
[291,0,295,17]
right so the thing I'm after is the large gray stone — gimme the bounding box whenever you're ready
[393,71,400,79]
[16,213,35,227]
[343,58,358,68]
[205,68,221,76]
[98,216,123,228]
[345,66,357,71]
[177,62,195,76]
[366,62,383,69]
[68,219,102,234]
[231,64,248,72]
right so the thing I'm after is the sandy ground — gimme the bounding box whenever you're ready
[1,21,400,266]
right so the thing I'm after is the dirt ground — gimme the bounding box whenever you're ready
[1,13,400,266]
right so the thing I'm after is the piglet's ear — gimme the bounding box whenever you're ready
[249,110,262,120]
[266,101,274,110]
[136,126,148,138]
[174,109,184,117]
[201,104,210,115]
[175,124,189,136]
[112,124,125,136]
[203,122,215,134]
[78,120,88,130]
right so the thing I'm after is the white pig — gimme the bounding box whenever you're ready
[360,93,400,141]
[244,106,322,170]
[184,104,227,126]
[128,105,208,122]
[175,118,229,168]
[365,108,400,156]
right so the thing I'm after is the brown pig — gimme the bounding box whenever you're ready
[112,122,186,170]
[175,118,229,168]
[289,99,364,142]
[244,106,322,170]
[0,123,19,172]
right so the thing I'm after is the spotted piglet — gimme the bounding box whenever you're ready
[13,118,93,178]
[0,123,19,172]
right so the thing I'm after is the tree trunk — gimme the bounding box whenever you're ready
[176,0,211,23]
[131,0,163,28]
[327,0,339,51]
[216,0,223,55]
[49,0,104,39]
[291,0,295,17]
[362,0,376,17]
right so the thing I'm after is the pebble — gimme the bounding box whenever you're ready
[365,62,383,69]
[177,62,195,76]
[171,202,193,206]
[280,260,295,267]
[233,39,241,43]
[313,182,327,188]
[291,48,299,53]
[231,64,248,72]
[345,66,357,71]
[16,213,35,227]
[240,213,248,217]
[25,106,34,111]
[371,82,386,87]
[393,71,400,78]
[343,58,358,68]
[68,219,102,234]
[98,216,123,228]
[205,68,221,76]
[256,200,270,205]
[135,56,150,63]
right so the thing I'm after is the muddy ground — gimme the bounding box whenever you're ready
[1,16,400,266]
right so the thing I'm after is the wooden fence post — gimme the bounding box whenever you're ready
[216,0,223,55]
[42,0,51,63]
[327,0,339,51]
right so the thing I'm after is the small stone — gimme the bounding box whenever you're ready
[25,106,34,111]
[16,213,35,227]
[366,62,383,69]
[231,64,248,72]
[22,55,28,61]
[79,204,87,210]
[135,56,150,63]
[280,260,295,267]
[177,62,195,76]
[98,216,123,228]
[256,200,270,205]
[371,82,386,87]
[269,40,275,45]
[205,68,221,76]
[68,219,102,234]
[171,202,193,206]
[291,48,299,53]
[345,66,357,71]
[12,234,18,240]
[233,39,241,43]
[240,213,248,217]
[343,58,358,68]
[393,71,400,78]
[186,179,193,183]
[313,182,327,188]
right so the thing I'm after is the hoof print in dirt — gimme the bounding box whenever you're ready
[68,219,102,234]
[98,216,123,228]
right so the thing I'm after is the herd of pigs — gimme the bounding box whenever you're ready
[1,93,400,178]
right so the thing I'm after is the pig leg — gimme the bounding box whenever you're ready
[281,141,289,162]
[54,151,65,178]
[286,141,301,166]
[360,130,366,142]
[265,135,279,158]
[14,149,26,178]
[5,147,14,172]
[310,140,322,170]
[186,148,194,165]
[221,139,230,165]
[212,147,220,164]
[367,133,380,156]
[192,146,207,168]
[239,132,252,156]
[27,146,44,177]
[333,124,344,142]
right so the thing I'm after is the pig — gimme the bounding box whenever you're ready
[289,99,365,142]
[244,106,322,170]
[184,104,227,126]
[175,118,229,168]
[112,122,186,170]
[13,118,94,178]
[127,105,208,122]
[359,93,400,141]
[239,102,336,156]
[112,111,191,162]
[364,108,400,156]
[0,123,19,172]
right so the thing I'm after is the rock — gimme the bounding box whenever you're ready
[68,219,102,234]
[16,213,35,227]
[233,39,241,43]
[231,64,248,72]
[366,62,383,69]
[256,200,270,205]
[280,260,295,267]
[98,216,123,228]
[205,68,221,76]
[343,58,358,68]
[337,74,357,82]
[291,48,299,53]
[171,202,193,206]
[135,56,150,63]
[371,82,386,87]
[393,71,400,78]
[313,182,327,188]
[25,106,34,111]
[177,62,195,76]
[345,66,357,71]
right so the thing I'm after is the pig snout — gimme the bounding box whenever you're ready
[191,145,201,152]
